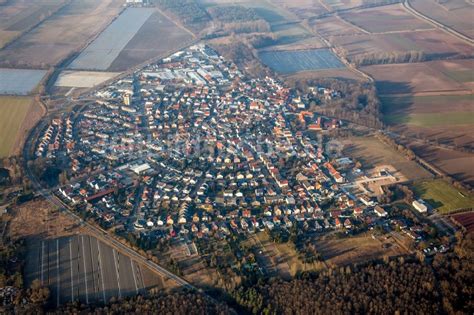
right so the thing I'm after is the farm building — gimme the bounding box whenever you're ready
[412,200,428,213]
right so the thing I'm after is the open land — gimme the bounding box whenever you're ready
[331,30,473,62]
[380,94,474,148]
[269,0,329,19]
[0,0,124,68]
[380,94,474,126]
[55,71,120,88]
[107,10,194,71]
[269,23,314,47]
[24,234,166,306]
[0,0,67,48]
[450,212,474,234]
[199,0,297,26]
[284,67,364,81]
[311,15,367,37]
[7,199,169,306]
[362,60,474,95]
[321,0,368,11]
[411,144,474,187]
[412,179,474,213]
[259,48,345,73]
[410,0,474,39]
[69,8,155,71]
[343,136,432,180]
[251,231,326,278]
[0,96,32,157]
[0,68,47,95]
[339,3,433,33]
[314,232,408,267]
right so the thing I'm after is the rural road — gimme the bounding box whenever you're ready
[403,0,473,45]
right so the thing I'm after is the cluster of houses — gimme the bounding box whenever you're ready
[42,44,435,247]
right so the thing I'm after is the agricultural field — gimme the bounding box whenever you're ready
[311,15,366,37]
[199,0,297,26]
[54,71,120,88]
[0,0,67,48]
[69,8,193,71]
[381,94,474,126]
[0,0,124,68]
[285,68,365,81]
[411,145,474,187]
[342,136,432,180]
[331,30,473,63]
[450,212,474,234]
[0,68,46,95]
[259,49,345,74]
[269,23,313,47]
[412,179,474,213]
[362,60,474,95]
[0,96,32,157]
[380,94,474,147]
[269,0,329,19]
[339,4,433,33]
[410,0,474,39]
[69,8,154,71]
[108,10,194,71]
[24,235,168,306]
[314,233,407,267]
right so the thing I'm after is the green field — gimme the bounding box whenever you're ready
[413,179,474,214]
[0,96,32,157]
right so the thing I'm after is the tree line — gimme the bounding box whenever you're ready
[230,233,473,314]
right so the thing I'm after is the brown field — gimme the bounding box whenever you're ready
[339,3,433,33]
[311,15,366,37]
[410,0,474,39]
[331,30,473,62]
[450,212,474,234]
[362,60,474,95]
[321,0,366,10]
[8,199,78,241]
[411,144,474,186]
[0,0,123,68]
[0,0,67,48]
[285,67,365,82]
[270,0,329,19]
[314,233,408,267]
[343,136,433,180]
[108,10,194,71]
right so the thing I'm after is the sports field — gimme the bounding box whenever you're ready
[413,179,474,214]
[0,96,32,157]
[259,49,344,74]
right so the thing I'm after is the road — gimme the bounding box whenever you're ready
[403,0,473,45]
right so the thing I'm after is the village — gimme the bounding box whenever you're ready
[33,44,447,273]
